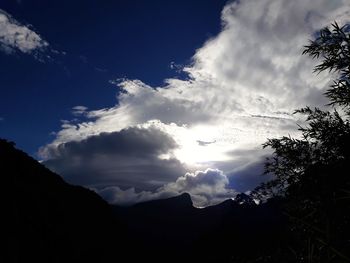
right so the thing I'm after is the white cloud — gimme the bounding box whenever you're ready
[72,105,88,116]
[99,168,236,207]
[160,168,237,207]
[42,0,350,206]
[0,9,48,55]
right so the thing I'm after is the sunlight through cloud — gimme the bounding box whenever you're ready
[41,0,350,206]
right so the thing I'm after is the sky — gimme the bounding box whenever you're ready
[1,0,349,207]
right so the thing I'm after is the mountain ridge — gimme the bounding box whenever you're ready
[1,138,286,263]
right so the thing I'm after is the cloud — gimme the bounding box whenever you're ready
[41,0,350,206]
[161,168,237,207]
[42,0,349,148]
[0,9,48,56]
[99,168,236,207]
[43,126,187,190]
[72,105,88,116]
[227,159,271,193]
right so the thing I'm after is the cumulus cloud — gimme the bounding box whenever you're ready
[0,9,48,55]
[99,168,236,207]
[42,0,350,206]
[161,168,237,207]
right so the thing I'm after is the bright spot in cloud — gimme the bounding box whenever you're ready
[40,0,350,206]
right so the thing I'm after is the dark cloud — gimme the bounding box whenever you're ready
[228,160,273,192]
[47,126,176,158]
[197,140,216,146]
[43,127,186,190]
[213,148,273,192]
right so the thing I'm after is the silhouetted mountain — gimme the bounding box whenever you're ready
[2,138,286,263]
[115,192,194,217]
[1,139,125,263]
[113,192,286,262]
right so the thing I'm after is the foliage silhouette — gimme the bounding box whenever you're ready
[253,22,350,262]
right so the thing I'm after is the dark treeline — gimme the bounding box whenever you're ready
[251,22,350,262]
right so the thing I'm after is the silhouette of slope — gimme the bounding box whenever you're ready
[1,138,287,262]
[113,192,286,262]
[133,192,194,209]
[113,193,200,259]
[1,139,125,263]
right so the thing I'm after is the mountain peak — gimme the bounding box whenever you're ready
[160,192,193,208]
[131,192,194,212]
[177,192,192,202]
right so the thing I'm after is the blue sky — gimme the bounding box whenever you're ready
[0,0,225,155]
[1,0,349,207]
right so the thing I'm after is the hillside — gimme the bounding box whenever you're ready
[1,139,125,262]
[113,193,286,262]
[1,138,286,263]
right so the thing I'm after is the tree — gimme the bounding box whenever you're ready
[252,22,350,262]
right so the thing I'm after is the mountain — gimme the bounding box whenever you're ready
[1,139,125,263]
[113,191,286,262]
[1,138,286,262]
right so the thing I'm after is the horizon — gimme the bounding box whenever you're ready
[1,0,349,207]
